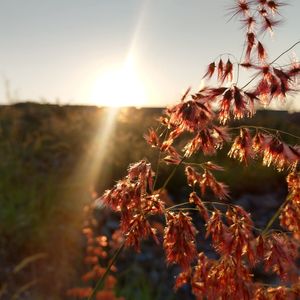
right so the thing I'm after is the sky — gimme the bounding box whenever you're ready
[0,0,299,108]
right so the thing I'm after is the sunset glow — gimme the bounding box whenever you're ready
[90,58,148,107]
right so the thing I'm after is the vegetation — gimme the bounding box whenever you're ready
[0,103,299,299]
[90,1,300,299]
[1,1,300,298]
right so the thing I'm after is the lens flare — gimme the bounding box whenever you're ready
[90,57,148,107]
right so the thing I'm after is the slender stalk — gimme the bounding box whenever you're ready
[270,41,300,65]
[167,201,262,232]
[171,207,211,212]
[160,157,185,190]
[153,128,168,190]
[211,53,239,64]
[166,201,191,211]
[229,125,300,140]
[241,40,300,90]
[234,39,247,85]
[275,61,300,68]
[12,279,39,300]
[167,200,234,212]
[182,161,207,169]
[262,198,289,236]
[153,149,163,191]
[89,145,183,299]
[87,242,125,300]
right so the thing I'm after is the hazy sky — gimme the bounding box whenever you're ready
[0,0,299,108]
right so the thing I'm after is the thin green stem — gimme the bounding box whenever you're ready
[270,41,300,65]
[168,203,262,232]
[211,53,239,64]
[234,39,247,86]
[166,201,191,211]
[87,242,125,300]
[89,155,185,299]
[90,147,184,299]
[153,150,163,190]
[171,207,200,211]
[167,200,232,212]
[182,161,206,169]
[262,198,289,236]
[160,157,185,190]
[203,201,232,208]
[229,125,300,140]
[153,128,168,190]
[241,40,300,90]
[272,61,300,68]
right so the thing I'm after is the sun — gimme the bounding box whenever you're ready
[90,58,148,107]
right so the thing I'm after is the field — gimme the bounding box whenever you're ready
[0,103,299,299]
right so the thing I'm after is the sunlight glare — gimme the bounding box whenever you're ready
[90,58,148,107]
